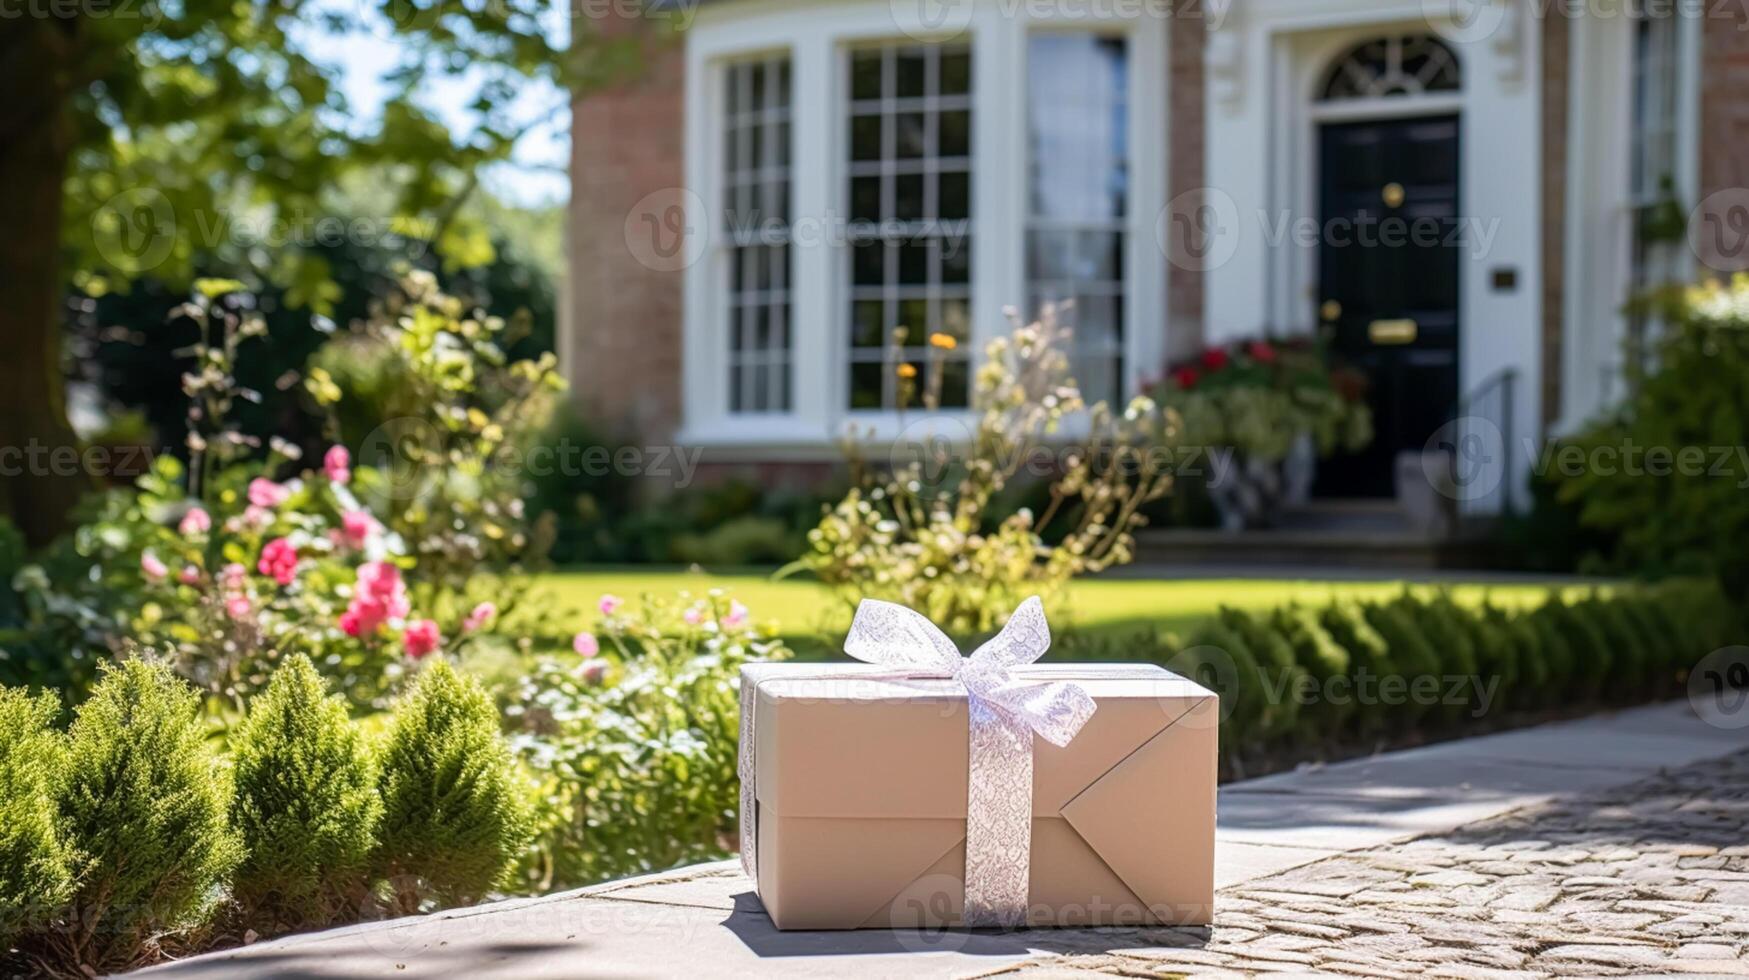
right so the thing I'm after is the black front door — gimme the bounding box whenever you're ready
[1314,114,1461,499]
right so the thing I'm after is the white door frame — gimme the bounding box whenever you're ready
[1204,1,1541,514]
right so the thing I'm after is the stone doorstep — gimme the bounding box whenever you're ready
[133,699,1746,980]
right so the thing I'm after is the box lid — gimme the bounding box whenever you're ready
[748,662,1216,819]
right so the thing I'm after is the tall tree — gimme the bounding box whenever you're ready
[0,0,654,546]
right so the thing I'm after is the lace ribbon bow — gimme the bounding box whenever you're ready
[738,596,1097,928]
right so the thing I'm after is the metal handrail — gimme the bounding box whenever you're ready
[1445,367,1521,516]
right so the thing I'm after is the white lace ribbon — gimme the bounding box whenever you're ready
[738,596,1096,928]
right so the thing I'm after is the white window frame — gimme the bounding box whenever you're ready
[679,0,1168,451]
[1559,4,1700,431]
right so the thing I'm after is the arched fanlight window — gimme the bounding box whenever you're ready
[1320,35,1462,100]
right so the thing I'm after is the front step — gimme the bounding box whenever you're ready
[1132,527,1451,571]
[1131,498,1489,571]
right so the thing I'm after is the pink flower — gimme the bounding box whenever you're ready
[240,505,272,531]
[324,445,351,485]
[141,552,168,583]
[221,563,248,591]
[580,660,608,685]
[179,565,201,586]
[340,510,378,548]
[342,560,412,637]
[178,507,211,536]
[683,606,704,627]
[225,594,253,620]
[257,537,299,586]
[463,602,497,633]
[598,594,624,617]
[403,619,441,659]
[722,600,750,629]
[573,632,600,658]
[248,478,291,509]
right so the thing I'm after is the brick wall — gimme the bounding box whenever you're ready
[1539,12,1568,432]
[1699,3,1749,271]
[1166,12,1207,364]
[568,21,687,443]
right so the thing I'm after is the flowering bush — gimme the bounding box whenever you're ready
[509,591,791,891]
[789,305,1175,635]
[304,270,564,624]
[1147,337,1372,529]
[1151,337,1373,463]
[2,274,564,709]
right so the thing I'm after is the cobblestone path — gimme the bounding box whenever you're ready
[1007,750,1749,978]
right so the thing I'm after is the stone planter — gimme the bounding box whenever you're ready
[1206,434,1317,531]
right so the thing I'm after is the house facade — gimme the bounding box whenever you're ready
[567,0,1749,512]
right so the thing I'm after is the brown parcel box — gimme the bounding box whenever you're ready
[744,663,1218,930]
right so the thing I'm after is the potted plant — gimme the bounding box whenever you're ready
[1148,337,1372,530]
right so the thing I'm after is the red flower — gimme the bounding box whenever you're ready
[403,619,442,659]
[1172,367,1201,390]
[1246,341,1277,364]
[1200,348,1230,371]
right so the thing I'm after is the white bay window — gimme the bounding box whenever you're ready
[680,3,1167,447]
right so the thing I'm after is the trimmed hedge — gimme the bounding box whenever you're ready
[0,689,71,950]
[1129,579,1740,755]
[1,657,531,975]
[374,659,534,914]
[230,654,382,935]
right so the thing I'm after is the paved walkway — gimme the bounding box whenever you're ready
[138,700,1748,979]
[1005,749,1749,977]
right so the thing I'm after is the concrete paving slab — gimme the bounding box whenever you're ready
[1223,752,1630,800]
[1212,842,1338,889]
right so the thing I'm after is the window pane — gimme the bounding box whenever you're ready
[1029,34,1127,223]
[1027,34,1127,402]
[844,42,973,410]
[724,57,794,414]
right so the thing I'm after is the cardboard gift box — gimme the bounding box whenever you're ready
[740,662,1218,930]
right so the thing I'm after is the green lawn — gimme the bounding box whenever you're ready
[528,567,1589,660]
